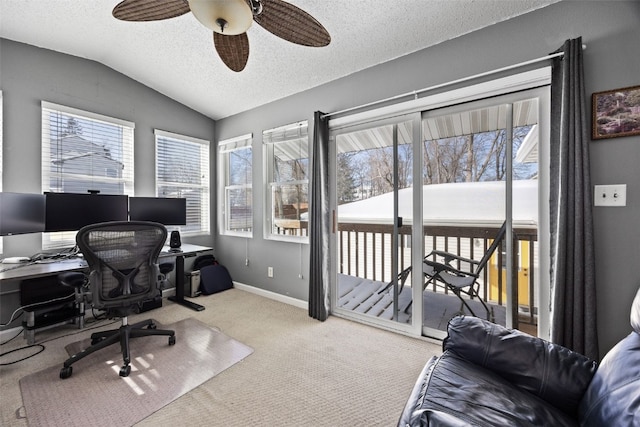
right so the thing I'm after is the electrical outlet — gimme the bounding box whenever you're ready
[594,184,627,207]
[267,266,274,278]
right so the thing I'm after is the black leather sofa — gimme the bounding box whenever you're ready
[398,287,640,426]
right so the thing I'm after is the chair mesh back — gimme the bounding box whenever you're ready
[76,221,167,310]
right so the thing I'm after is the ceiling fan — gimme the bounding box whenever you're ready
[112,0,331,72]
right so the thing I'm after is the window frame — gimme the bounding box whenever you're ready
[41,101,135,249]
[154,129,211,236]
[218,134,253,237]
[0,91,3,253]
[263,121,310,243]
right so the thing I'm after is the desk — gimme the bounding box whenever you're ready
[161,244,212,312]
[0,258,87,282]
[0,244,212,284]
[0,243,212,341]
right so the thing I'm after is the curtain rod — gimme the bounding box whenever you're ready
[322,45,585,119]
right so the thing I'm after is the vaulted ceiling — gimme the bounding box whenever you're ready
[0,0,560,120]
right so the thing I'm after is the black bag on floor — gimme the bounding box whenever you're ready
[199,264,233,295]
[192,254,217,271]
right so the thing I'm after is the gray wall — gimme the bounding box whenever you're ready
[215,0,640,356]
[0,39,216,251]
[0,39,215,326]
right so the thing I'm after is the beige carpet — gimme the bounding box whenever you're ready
[19,318,253,427]
[1,288,441,426]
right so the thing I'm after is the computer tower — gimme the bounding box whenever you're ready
[185,270,201,298]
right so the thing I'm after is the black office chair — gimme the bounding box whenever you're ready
[58,221,175,379]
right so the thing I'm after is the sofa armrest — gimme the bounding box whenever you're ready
[398,356,439,427]
[580,286,640,426]
[443,315,597,416]
[398,356,474,427]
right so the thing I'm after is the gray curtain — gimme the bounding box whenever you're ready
[550,37,599,360]
[308,111,330,321]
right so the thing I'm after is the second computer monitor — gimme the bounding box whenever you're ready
[128,197,187,225]
[45,192,129,232]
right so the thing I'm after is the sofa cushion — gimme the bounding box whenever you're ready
[631,286,640,333]
[400,351,578,426]
[578,331,640,426]
[579,286,640,426]
[443,316,596,417]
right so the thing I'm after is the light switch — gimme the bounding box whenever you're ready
[594,184,627,207]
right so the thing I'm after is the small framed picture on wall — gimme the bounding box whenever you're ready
[592,85,640,139]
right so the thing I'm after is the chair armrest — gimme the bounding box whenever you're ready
[443,315,597,417]
[58,271,87,289]
[423,259,478,279]
[428,250,480,268]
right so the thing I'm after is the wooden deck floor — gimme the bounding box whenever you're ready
[337,273,507,331]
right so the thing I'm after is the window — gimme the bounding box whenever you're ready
[155,130,210,235]
[263,121,309,241]
[0,91,3,253]
[41,102,134,248]
[218,134,253,236]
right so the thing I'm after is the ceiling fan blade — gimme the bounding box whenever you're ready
[214,32,250,72]
[112,0,190,22]
[253,0,330,47]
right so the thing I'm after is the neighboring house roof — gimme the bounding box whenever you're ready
[54,134,109,151]
[52,151,123,167]
[51,134,124,169]
[337,179,538,227]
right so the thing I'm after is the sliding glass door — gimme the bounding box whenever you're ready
[331,114,421,331]
[419,88,548,336]
[327,71,550,339]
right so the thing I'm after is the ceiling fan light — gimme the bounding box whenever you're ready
[188,0,253,35]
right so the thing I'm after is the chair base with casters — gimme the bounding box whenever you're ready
[57,221,176,380]
[58,271,176,379]
[59,316,175,379]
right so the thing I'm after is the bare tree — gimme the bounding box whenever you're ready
[337,152,358,203]
[422,126,535,184]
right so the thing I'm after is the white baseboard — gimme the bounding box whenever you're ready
[0,326,23,342]
[232,282,308,310]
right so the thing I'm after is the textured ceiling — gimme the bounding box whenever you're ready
[0,0,559,120]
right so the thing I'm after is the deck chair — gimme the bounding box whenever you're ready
[387,222,507,321]
[421,222,507,320]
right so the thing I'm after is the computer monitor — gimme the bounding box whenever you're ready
[44,192,129,232]
[128,197,187,225]
[0,192,46,236]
